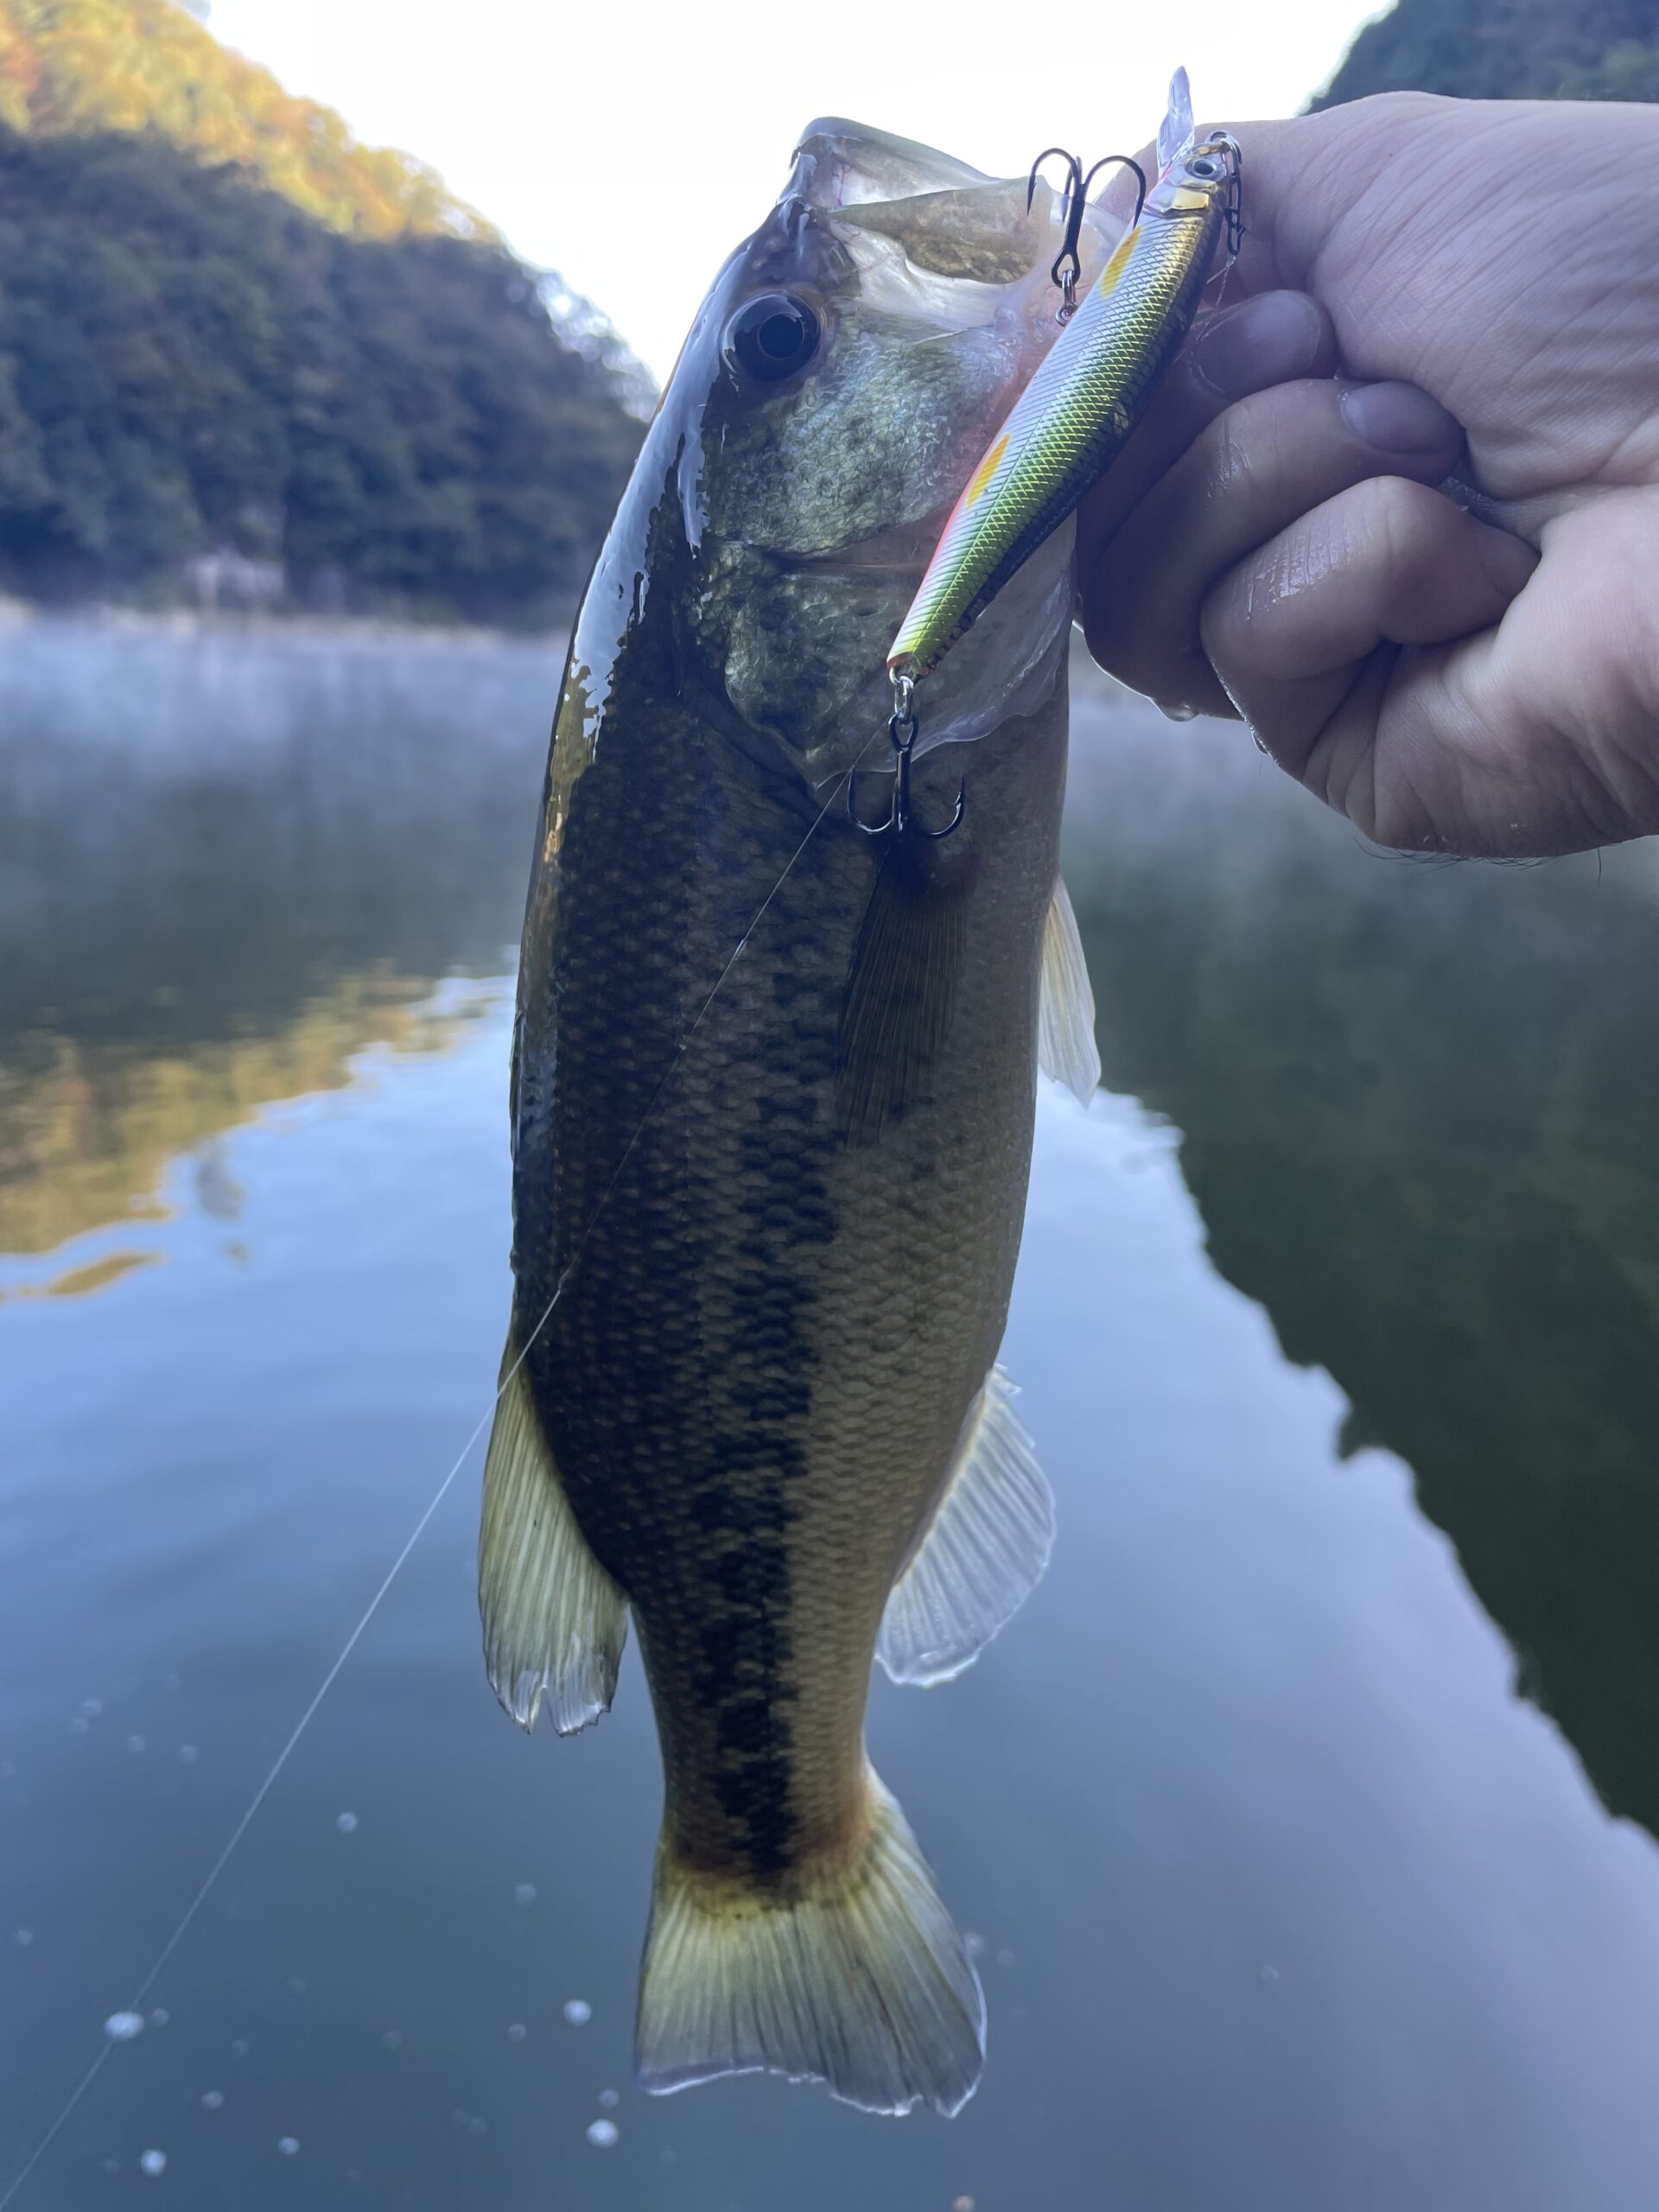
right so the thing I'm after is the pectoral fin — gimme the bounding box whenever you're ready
[478,1337,627,1735]
[1038,876,1100,1104]
[878,1365,1054,1686]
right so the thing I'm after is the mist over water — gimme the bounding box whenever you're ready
[4,622,1659,2209]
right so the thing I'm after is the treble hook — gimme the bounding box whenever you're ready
[1027,146,1083,317]
[847,674,965,842]
[1027,147,1147,321]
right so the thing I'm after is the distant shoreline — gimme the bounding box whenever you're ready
[0,594,575,652]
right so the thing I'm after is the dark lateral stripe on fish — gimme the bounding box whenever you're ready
[682,1428,814,1877]
[640,974,836,1879]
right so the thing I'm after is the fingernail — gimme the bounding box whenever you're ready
[1191,290,1327,401]
[1339,380,1460,455]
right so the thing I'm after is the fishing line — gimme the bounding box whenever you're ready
[0,735,880,2212]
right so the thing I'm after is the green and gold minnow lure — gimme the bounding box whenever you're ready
[887,69,1241,684]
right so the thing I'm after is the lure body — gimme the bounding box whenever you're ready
[888,71,1239,679]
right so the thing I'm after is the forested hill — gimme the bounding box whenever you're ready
[1318,0,1659,104]
[0,0,647,622]
[0,0,488,240]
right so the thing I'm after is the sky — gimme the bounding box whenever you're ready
[202,0,1385,384]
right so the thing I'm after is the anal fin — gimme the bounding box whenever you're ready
[879,1365,1053,1687]
[1038,875,1100,1104]
[478,1334,627,1735]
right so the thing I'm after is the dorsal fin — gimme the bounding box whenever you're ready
[878,1365,1054,1686]
[1038,875,1100,1104]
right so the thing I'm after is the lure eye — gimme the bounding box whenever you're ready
[1186,151,1224,181]
[723,294,821,385]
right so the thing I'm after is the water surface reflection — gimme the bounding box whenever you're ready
[0,622,553,1281]
[3,625,1658,2210]
[1065,707,1659,1846]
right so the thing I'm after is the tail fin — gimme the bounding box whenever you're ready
[635,1772,985,2117]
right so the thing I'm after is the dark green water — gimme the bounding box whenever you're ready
[3,622,1658,2210]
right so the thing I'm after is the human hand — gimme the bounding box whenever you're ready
[1077,94,1659,857]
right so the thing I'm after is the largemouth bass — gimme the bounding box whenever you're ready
[479,117,1105,2118]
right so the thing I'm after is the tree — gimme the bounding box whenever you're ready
[1315,0,1659,104]
[0,126,644,620]
[0,0,489,238]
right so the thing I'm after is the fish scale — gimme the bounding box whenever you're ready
[519,682,1053,1871]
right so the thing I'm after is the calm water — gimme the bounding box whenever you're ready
[4,620,1659,2210]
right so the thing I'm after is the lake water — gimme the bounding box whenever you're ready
[4,620,1659,2209]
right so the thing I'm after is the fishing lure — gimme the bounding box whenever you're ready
[882,68,1241,741]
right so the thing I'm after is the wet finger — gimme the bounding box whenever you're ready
[1198,475,1539,832]
[1081,378,1465,716]
[1076,289,1335,564]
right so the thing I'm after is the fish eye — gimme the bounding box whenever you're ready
[723,293,821,385]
